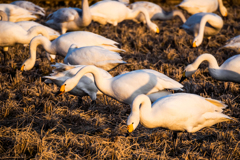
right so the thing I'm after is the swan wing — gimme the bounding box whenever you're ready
[47,8,77,23]
[11,1,45,16]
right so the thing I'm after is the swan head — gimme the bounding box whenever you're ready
[21,59,35,71]
[148,23,160,33]
[179,64,197,83]
[192,36,202,48]
[46,53,56,63]
[58,77,78,95]
[219,6,228,17]
[127,112,140,133]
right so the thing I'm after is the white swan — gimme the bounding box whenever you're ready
[16,21,60,40]
[58,65,183,105]
[179,53,240,83]
[177,0,227,17]
[44,63,112,104]
[11,1,45,16]
[103,0,129,5]
[0,15,50,62]
[129,1,186,23]
[127,93,233,149]
[90,1,159,33]
[181,12,223,47]
[46,0,91,34]
[21,31,125,71]
[220,35,240,53]
[64,44,126,71]
[0,4,39,22]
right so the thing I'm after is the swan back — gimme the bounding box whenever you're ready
[11,1,45,16]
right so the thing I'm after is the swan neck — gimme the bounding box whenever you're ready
[132,95,151,116]
[218,0,224,9]
[81,0,92,26]
[27,26,50,43]
[172,10,186,23]
[128,7,152,27]
[192,54,219,69]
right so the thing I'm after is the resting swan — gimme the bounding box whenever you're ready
[90,1,159,33]
[127,93,233,150]
[21,31,125,71]
[181,12,223,47]
[58,65,183,105]
[0,4,39,22]
[46,0,91,34]
[44,63,112,105]
[64,44,126,70]
[129,1,186,23]
[177,0,227,17]
[220,35,240,53]
[11,1,45,16]
[179,53,240,83]
[16,21,60,41]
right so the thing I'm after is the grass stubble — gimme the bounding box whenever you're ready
[0,2,240,159]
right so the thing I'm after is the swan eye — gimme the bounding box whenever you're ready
[132,122,134,124]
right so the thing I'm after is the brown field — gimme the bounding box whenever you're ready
[0,1,240,159]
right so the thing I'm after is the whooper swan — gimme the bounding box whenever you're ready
[127,93,233,151]
[11,1,45,16]
[21,31,125,71]
[90,1,159,33]
[181,12,223,47]
[64,44,126,70]
[58,65,183,105]
[129,1,186,23]
[220,35,240,53]
[179,53,240,83]
[177,0,227,17]
[45,0,91,34]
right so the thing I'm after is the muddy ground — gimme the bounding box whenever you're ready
[0,2,240,159]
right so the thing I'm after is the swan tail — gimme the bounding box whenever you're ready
[205,98,227,110]
[12,15,37,22]
[51,63,76,72]
[101,44,125,52]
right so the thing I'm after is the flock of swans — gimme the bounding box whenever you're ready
[0,0,239,152]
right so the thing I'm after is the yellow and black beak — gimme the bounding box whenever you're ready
[156,28,160,34]
[179,71,187,83]
[127,123,134,133]
[55,84,65,96]
[20,65,25,71]
[192,42,197,48]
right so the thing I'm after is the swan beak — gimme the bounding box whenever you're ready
[224,13,227,17]
[156,28,160,34]
[57,85,65,96]
[127,124,134,133]
[50,57,55,63]
[20,65,24,71]
[179,72,186,83]
[193,42,197,48]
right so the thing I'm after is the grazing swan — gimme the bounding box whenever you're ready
[181,12,223,47]
[0,16,50,62]
[177,0,227,17]
[179,53,240,83]
[0,4,39,22]
[21,31,124,71]
[44,63,112,105]
[64,44,126,70]
[90,1,159,33]
[220,35,240,53]
[127,93,233,150]
[11,1,45,16]
[0,10,8,21]
[16,21,60,40]
[129,1,186,23]
[58,65,183,105]
[46,0,91,34]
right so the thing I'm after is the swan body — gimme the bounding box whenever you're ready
[64,44,126,70]
[90,1,159,33]
[177,0,227,17]
[44,63,112,101]
[21,31,124,71]
[11,1,45,16]
[181,12,223,47]
[129,1,186,23]
[16,21,60,40]
[59,65,183,105]
[103,0,129,5]
[180,53,240,83]
[0,4,39,22]
[46,0,91,34]
[221,35,240,53]
[127,93,232,133]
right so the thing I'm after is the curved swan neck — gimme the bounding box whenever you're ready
[0,11,8,21]
[26,26,50,43]
[192,53,219,69]
[172,10,186,23]
[217,0,225,15]
[80,0,92,26]
[127,7,152,28]
[132,94,151,113]
[197,14,223,41]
